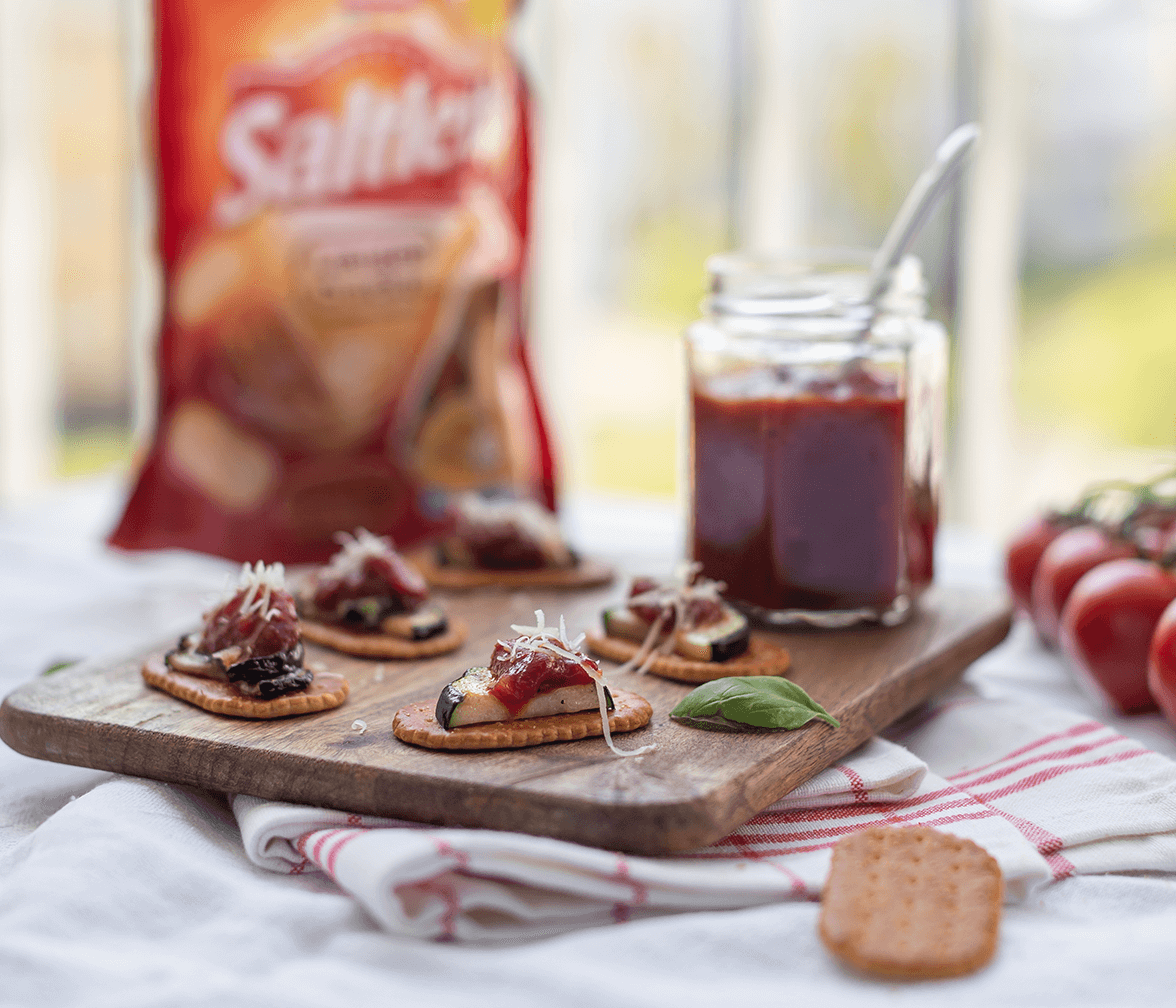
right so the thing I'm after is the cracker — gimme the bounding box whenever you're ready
[406,548,614,592]
[142,654,349,719]
[585,633,791,683]
[818,826,1002,980]
[299,617,468,659]
[392,688,652,750]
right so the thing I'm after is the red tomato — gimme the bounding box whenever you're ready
[1005,514,1076,614]
[1030,525,1137,646]
[1148,598,1176,725]
[1059,558,1172,713]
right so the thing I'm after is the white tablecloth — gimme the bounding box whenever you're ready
[4,477,1176,1006]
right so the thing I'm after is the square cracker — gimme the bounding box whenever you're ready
[819,826,1003,980]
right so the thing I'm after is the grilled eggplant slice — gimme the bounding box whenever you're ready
[335,596,391,631]
[674,605,750,662]
[602,603,750,662]
[436,666,614,729]
[166,637,311,698]
[602,606,653,643]
[380,603,449,641]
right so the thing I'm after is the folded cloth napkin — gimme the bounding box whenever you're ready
[235,690,1176,942]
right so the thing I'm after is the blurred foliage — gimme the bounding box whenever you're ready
[1132,152,1176,240]
[1018,250,1176,447]
[821,39,912,239]
[1019,154,1176,448]
[56,427,132,478]
[587,421,677,496]
[626,211,724,327]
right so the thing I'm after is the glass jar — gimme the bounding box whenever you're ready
[686,249,946,628]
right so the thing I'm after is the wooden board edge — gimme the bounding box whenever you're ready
[0,593,1016,857]
[0,695,733,852]
[651,599,1016,852]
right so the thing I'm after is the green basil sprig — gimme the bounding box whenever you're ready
[670,676,839,733]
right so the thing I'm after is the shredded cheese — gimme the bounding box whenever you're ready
[201,561,294,661]
[351,719,367,734]
[456,494,572,564]
[615,562,728,676]
[323,528,395,579]
[507,610,655,758]
[229,560,288,621]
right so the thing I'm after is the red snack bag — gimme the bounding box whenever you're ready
[111,0,553,563]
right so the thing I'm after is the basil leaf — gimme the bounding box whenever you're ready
[670,676,839,731]
[41,659,80,676]
[670,713,792,733]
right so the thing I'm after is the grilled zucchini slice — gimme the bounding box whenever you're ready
[601,606,653,643]
[380,603,448,641]
[436,666,614,729]
[674,605,750,662]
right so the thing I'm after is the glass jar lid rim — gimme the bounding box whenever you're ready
[704,248,925,322]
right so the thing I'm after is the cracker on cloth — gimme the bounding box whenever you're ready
[406,549,614,592]
[392,689,651,750]
[299,618,468,659]
[819,826,1003,980]
[142,654,349,719]
[585,633,791,683]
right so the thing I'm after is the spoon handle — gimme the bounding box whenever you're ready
[865,122,981,306]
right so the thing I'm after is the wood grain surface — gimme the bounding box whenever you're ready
[0,583,1010,855]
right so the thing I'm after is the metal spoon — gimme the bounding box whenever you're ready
[864,122,982,307]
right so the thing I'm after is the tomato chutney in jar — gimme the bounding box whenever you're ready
[686,251,946,628]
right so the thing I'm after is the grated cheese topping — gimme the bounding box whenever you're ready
[507,610,655,758]
[456,494,571,560]
[198,560,296,664]
[616,561,728,676]
[323,527,397,579]
[230,560,288,624]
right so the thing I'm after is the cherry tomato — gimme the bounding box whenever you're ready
[1005,514,1077,614]
[1147,597,1176,724]
[1030,525,1137,646]
[1059,558,1171,714]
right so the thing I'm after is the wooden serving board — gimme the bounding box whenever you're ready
[0,583,1010,856]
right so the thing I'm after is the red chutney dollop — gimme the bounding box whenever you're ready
[451,495,571,570]
[459,519,548,570]
[487,638,598,716]
[312,550,429,612]
[628,576,724,630]
[199,585,299,659]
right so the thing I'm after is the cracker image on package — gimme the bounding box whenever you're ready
[112,0,554,564]
[818,826,1003,980]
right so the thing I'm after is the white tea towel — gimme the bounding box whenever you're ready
[235,729,1049,941]
[894,692,1176,878]
[236,690,1176,941]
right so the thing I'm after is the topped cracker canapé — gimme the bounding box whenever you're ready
[392,610,653,752]
[296,529,467,659]
[143,561,348,719]
[586,563,792,684]
[409,493,613,591]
